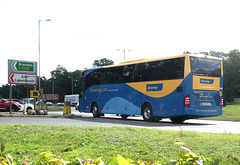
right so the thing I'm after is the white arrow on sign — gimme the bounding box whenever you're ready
[12,61,17,71]
[9,73,37,85]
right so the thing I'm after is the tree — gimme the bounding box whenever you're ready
[209,51,228,60]
[222,50,240,102]
[47,65,82,101]
[209,50,240,102]
[92,58,114,68]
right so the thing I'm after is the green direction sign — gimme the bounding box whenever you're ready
[12,61,34,72]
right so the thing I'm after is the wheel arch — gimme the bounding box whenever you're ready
[90,101,98,113]
[141,101,152,115]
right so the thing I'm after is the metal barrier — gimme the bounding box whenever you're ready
[63,100,71,116]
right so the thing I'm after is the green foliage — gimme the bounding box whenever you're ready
[48,65,82,101]
[92,58,114,68]
[210,50,240,102]
[1,143,5,152]
[37,152,66,165]
[1,143,17,165]
[227,155,240,165]
[0,154,16,165]
[169,138,207,165]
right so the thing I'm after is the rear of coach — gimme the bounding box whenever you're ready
[183,55,223,118]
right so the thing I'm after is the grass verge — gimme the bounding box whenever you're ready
[0,125,240,164]
[36,105,64,111]
[207,104,240,120]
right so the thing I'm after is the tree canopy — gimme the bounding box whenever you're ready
[92,58,114,68]
[209,49,240,102]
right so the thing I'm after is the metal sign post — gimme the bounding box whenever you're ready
[9,84,12,114]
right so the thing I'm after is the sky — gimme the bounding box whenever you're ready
[1,0,240,86]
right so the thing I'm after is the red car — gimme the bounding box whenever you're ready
[0,98,21,112]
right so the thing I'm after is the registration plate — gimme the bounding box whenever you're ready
[201,102,212,106]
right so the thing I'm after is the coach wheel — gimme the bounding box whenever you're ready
[92,103,100,118]
[142,103,154,122]
[170,117,185,124]
[121,115,128,120]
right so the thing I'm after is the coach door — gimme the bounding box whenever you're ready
[79,77,86,112]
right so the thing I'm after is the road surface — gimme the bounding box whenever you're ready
[0,110,239,134]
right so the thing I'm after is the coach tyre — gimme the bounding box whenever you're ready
[170,117,185,123]
[142,103,154,122]
[92,103,100,118]
[121,115,128,119]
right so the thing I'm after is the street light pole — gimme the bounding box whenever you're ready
[71,77,73,94]
[38,19,51,90]
[70,76,81,94]
[117,49,131,61]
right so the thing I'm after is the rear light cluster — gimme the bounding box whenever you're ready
[221,97,223,108]
[184,95,190,107]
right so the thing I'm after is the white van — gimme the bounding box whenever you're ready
[64,94,79,106]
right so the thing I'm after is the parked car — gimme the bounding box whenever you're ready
[46,102,53,106]
[11,99,34,111]
[36,101,44,105]
[0,98,21,112]
[57,102,64,106]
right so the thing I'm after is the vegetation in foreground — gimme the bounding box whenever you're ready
[1,125,240,164]
[0,139,222,165]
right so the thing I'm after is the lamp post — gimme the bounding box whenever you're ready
[69,76,81,94]
[117,49,131,61]
[38,19,51,89]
